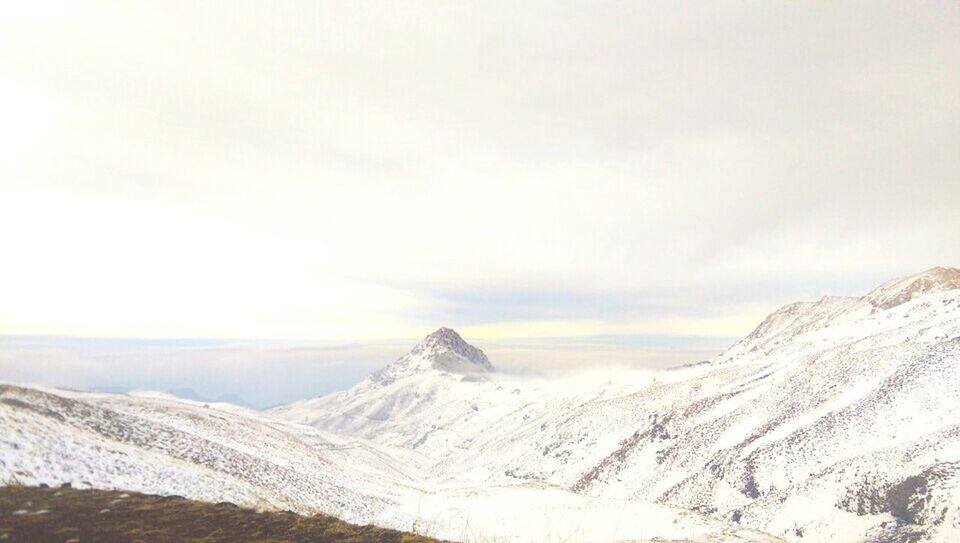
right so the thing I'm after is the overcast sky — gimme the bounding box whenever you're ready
[1,1,959,344]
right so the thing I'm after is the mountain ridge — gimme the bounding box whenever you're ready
[4,267,960,542]
[276,266,960,542]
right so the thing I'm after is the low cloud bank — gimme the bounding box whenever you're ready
[0,334,732,408]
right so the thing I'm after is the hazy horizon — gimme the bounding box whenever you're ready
[2,3,959,407]
[0,331,737,407]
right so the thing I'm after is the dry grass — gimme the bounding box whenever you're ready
[0,485,443,543]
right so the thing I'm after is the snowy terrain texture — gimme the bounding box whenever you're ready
[4,267,960,542]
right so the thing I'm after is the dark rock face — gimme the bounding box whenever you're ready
[838,477,887,516]
[886,463,955,527]
[888,475,930,524]
[839,463,957,543]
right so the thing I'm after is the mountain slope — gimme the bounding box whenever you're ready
[0,383,414,523]
[272,327,558,454]
[3,267,958,542]
[0,380,777,542]
[0,485,441,543]
[280,267,960,542]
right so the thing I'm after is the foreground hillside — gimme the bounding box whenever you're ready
[0,384,776,542]
[0,485,440,543]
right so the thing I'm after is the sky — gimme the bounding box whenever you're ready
[1,2,959,400]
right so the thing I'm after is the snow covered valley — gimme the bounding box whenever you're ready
[3,267,960,542]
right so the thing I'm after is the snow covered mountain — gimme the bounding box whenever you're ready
[382,326,495,377]
[270,326,568,452]
[277,267,960,542]
[3,267,959,542]
[0,384,415,523]
[0,351,774,541]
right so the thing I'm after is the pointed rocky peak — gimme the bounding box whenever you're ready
[410,327,493,370]
[370,328,494,385]
[863,266,960,310]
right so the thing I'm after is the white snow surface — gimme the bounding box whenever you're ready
[4,267,960,542]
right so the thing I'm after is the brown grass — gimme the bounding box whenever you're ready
[0,485,443,543]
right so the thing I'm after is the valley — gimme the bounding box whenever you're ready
[3,267,960,542]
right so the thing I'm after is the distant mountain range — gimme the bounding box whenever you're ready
[90,386,253,408]
[3,267,960,542]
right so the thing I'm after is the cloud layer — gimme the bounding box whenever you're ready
[1,2,958,340]
[0,334,732,407]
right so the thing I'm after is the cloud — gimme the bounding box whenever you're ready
[0,2,958,340]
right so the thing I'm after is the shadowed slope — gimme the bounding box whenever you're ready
[0,485,442,543]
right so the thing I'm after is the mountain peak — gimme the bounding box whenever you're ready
[410,327,494,372]
[370,328,494,385]
[423,326,462,343]
[864,266,960,310]
[416,327,475,352]
[725,266,960,360]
